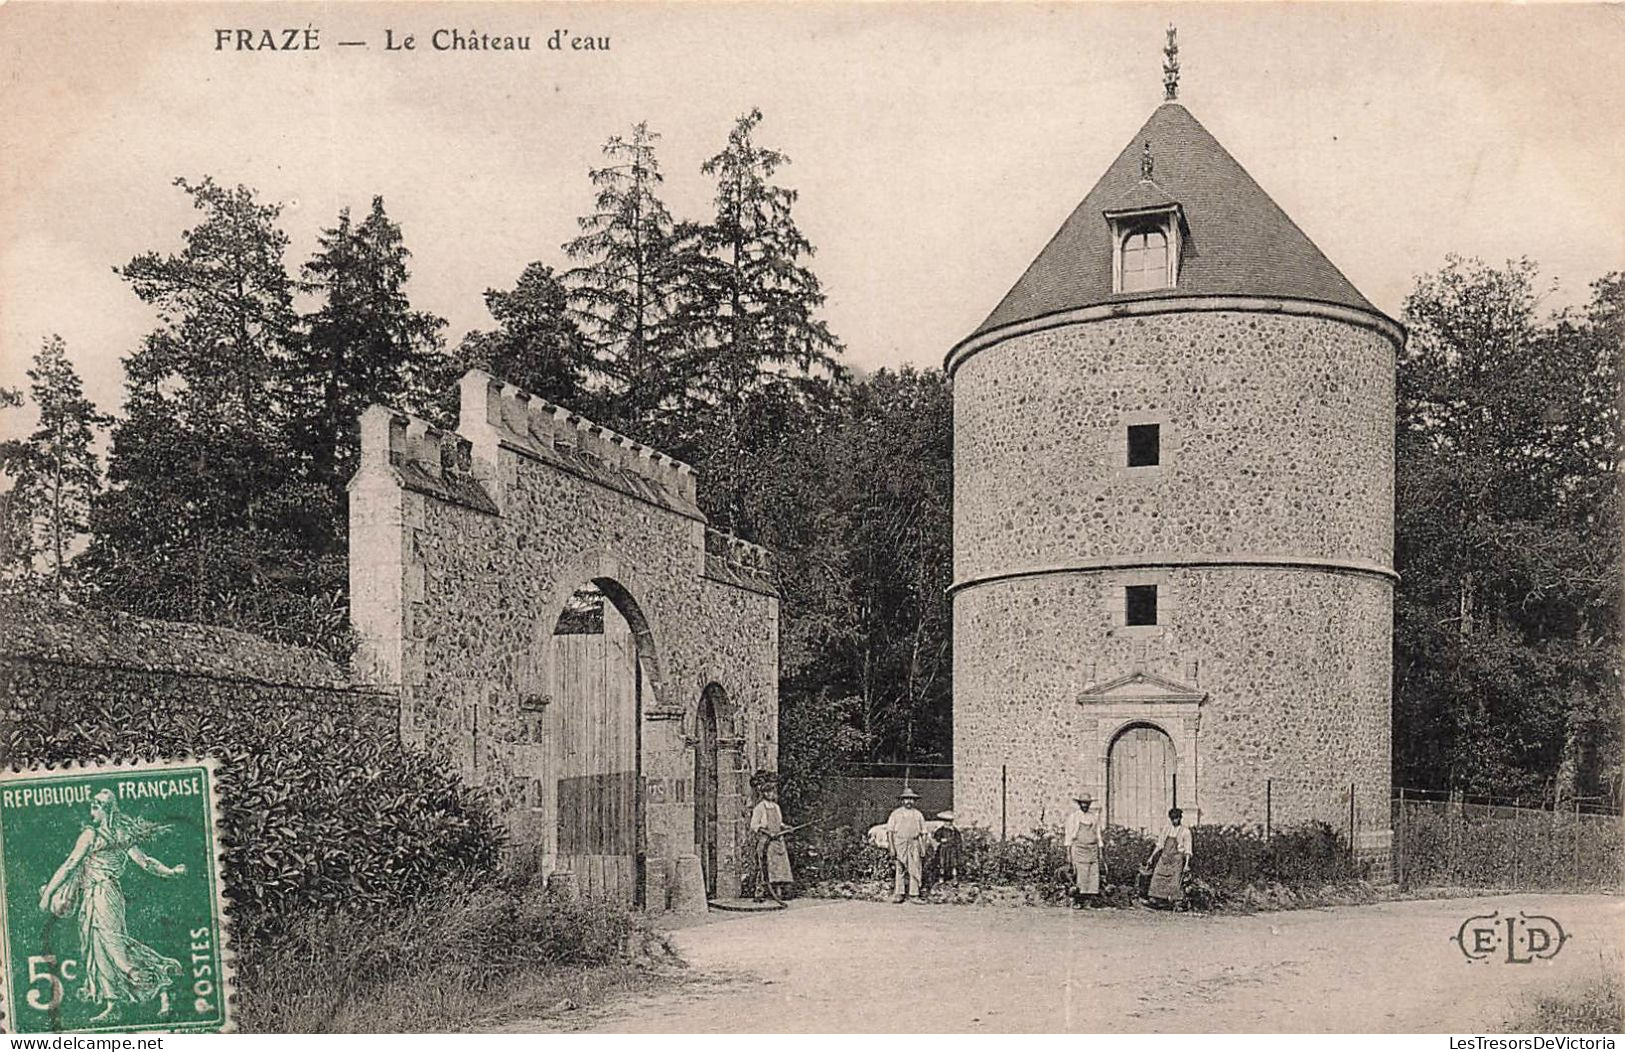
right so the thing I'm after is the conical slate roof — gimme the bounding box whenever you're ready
[971,102,1380,340]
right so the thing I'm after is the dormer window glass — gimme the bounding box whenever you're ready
[1121,228,1170,292]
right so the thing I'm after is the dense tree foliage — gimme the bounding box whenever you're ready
[676,108,843,529]
[1395,258,1621,806]
[442,261,596,419]
[291,196,445,503]
[81,178,334,643]
[80,180,443,656]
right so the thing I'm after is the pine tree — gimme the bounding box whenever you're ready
[450,261,595,411]
[563,122,687,439]
[681,109,844,528]
[0,338,110,593]
[292,196,446,504]
[84,177,333,643]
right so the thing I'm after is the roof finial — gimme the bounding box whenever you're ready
[1163,24,1180,102]
[1140,141,1154,181]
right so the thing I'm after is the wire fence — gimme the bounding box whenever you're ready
[805,767,1623,892]
[1393,791,1622,891]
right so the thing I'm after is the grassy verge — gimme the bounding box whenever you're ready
[1384,884,1624,901]
[236,876,681,1033]
[1506,954,1623,1033]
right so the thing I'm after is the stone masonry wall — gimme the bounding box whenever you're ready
[349,370,780,909]
[953,311,1395,584]
[951,309,1395,868]
[952,567,1391,841]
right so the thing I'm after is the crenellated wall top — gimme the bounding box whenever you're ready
[457,369,700,517]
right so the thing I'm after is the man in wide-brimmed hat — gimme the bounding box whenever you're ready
[885,786,928,903]
[1064,791,1106,907]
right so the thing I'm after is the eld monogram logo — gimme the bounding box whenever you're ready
[1453,910,1568,964]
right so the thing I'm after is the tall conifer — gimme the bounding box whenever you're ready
[564,122,686,440]
[681,108,843,527]
[0,338,109,593]
[293,196,446,506]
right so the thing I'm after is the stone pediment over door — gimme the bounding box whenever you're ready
[1079,669,1206,705]
[1075,668,1208,823]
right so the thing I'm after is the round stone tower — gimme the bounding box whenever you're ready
[947,75,1403,872]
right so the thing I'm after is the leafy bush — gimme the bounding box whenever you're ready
[789,823,889,884]
[1194,822,1366,888]
[796,820,1368,912]
[5,691,506,952]
[237,872,664,1032]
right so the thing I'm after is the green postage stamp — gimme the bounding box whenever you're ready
[0,759,232,1034]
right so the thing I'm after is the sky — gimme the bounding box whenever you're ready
[2,2,1623,433]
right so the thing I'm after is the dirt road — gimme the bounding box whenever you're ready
[574,893,1620,1032]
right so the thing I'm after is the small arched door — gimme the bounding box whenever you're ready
[1108,724,1176,834]
[694,686,722,898]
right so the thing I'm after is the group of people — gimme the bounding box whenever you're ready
[1064,791,1193,909]
[751,776,1195,910]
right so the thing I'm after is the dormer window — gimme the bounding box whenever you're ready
[1104,149,1184,294]
[1121,227,1170,292]
[1106,205,1182,294]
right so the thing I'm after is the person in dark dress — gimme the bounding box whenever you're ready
[931,811,963,884]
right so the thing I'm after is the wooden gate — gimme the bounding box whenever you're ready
[552,591,642,904]
[1108,724,1175,834]
[694,688,720,898]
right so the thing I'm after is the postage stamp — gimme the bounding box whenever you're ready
[0,759,232,1034]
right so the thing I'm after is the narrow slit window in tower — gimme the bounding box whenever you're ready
[1127,423,1161,467]
[1125,584,1159,626]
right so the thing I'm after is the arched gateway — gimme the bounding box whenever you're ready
[348,370,780,912]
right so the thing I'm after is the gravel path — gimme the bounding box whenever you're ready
[565,893,1621,1033]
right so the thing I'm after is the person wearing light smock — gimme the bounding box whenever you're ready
[885,786,928,903]
[749,783,794,902]
[1063,791,1106,907]
[1145,807,1194,908]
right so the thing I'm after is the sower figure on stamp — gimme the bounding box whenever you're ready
[1064,791,1106,908]
[37,789,186,1024]
[886,786,928,903]
[748,772,794,903]
[1145,807,1194,910]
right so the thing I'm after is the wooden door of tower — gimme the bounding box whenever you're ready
[1108,724,1175,835]
[694,693,719,899]
[553,598,643,905]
